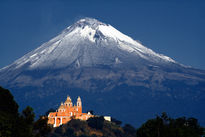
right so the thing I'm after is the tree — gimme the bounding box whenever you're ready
[0,86,19,114]
[123,124,136,137]
[0,86,36,137]
[111,117,122,126]
[136,112,204,137]
[33,116,51,137]
[64,127,75,137]
[17,106,35,137]
[87,116,104,130]
[22,106,35,125]
[0,86,19,137]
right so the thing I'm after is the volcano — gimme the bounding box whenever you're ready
[0,18,205,126]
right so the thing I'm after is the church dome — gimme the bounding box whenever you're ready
[65,96,72,103]
[58,102,65,110]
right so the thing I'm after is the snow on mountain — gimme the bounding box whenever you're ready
[1,17,175,71]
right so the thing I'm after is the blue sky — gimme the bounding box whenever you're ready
[0,0,205,69]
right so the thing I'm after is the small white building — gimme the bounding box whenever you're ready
[104,116,111,121]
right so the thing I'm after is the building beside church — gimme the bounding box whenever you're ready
[48,96,93,127]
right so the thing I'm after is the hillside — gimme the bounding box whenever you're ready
[0,86,204,137]
[48,118,136,137]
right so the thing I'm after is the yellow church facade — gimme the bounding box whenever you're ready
[48,96,93,127]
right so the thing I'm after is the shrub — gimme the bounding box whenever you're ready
[87,116,104,130]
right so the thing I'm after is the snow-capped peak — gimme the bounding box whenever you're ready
[1,17,176,70]
[64,17,137,45]
[76,17,105,27]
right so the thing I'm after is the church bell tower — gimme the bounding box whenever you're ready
[77,96,82,113]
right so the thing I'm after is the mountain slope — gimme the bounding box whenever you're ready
[0,18,175,71]
[0,18,205,126]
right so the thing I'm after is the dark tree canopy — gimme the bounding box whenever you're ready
[87,116,105,130]
[0,86,50,137]
[111,117,122,126]
[0,86,19,137]
[136,112,204,137]
[0,86,18,114]
[123,124,136,137]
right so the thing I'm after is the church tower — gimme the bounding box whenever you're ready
[77,96,82,113]
[64,96,73,107]
[58,102,65,112]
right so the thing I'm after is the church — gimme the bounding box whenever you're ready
[48,96,93,127]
